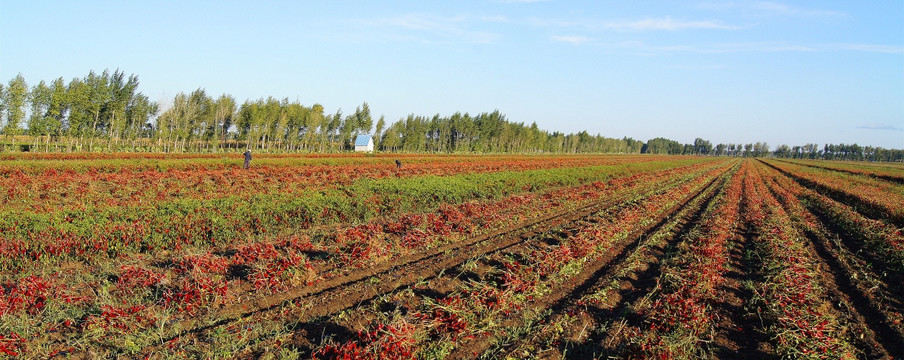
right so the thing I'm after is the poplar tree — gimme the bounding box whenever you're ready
[328,109,342,151]
[373,115,385,150]
[65,77,89,149]
[355,102,373,134]
[305,104,324,152]
[84,71,111,150]
[104,71,140,148]
[214,94,236,151]
[125,93,156,150]
[339,111,357,150]
[27,80,58,149]
[47,78,69,131]
[0,84,6,131]
[3,74,28,136]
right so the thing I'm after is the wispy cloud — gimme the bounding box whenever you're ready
[856,124,904,131]
[751,2,844,17]
[671,64,729,70]
[525,16,739,32]
[350,14,500,44]
[480,15,511,23]
[698,42,815,53]
[595,41,903,54]
[832,44,904,54]
[698,1,845,17]
[525,16,582,28]
[550,35,591,45]
[601,17,739,31]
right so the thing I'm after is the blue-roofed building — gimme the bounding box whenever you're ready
[354,134,374,152]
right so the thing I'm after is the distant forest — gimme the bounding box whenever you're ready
[1,70,902,161]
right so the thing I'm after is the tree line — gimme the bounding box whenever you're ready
[642,137,904,162]
[0,70,157,152]
[1,70,902,161]
[0,71,644,154]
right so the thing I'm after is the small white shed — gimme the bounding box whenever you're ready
[354,134,374,152]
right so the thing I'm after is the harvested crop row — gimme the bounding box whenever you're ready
[491,161,736,359]
[289,160,731,360]
[0,158,716,272]
[5,158,726,358]
[755,161,904,357]
[742,161,860,359]
[136,161,732,359]
[758,161,904,276]
[760,159,904,227]
[1,155,681,212]
[2,155,900,359]
[777,158,904,184]
[623,159,745,358]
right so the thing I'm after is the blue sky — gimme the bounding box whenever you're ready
[2,1,902,148]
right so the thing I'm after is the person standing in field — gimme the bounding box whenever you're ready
[395,159,401,169]
[243,149,252,169]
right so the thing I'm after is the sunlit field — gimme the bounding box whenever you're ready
[2,153,902,358]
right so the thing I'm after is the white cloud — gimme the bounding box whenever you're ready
[480,15,511,23]
[596,41,903,54]
[550,35,591,45]
[832,44,904,54]
[602,17,739,31]
[372,14,463,31]
[702,42,815,52]
[354,14,500,44]
[671,64,729,70]
[857,124,904,131]
[525,16,581,28]
[751,2,844,17]
[524,16,739,32]
[698,1,845,17]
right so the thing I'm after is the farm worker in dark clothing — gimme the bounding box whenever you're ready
[395,159,402,169]
[243,150,252,169]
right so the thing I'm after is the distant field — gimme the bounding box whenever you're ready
[1,153,902,358]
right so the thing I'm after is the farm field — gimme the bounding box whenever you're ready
[1,153,902,359]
